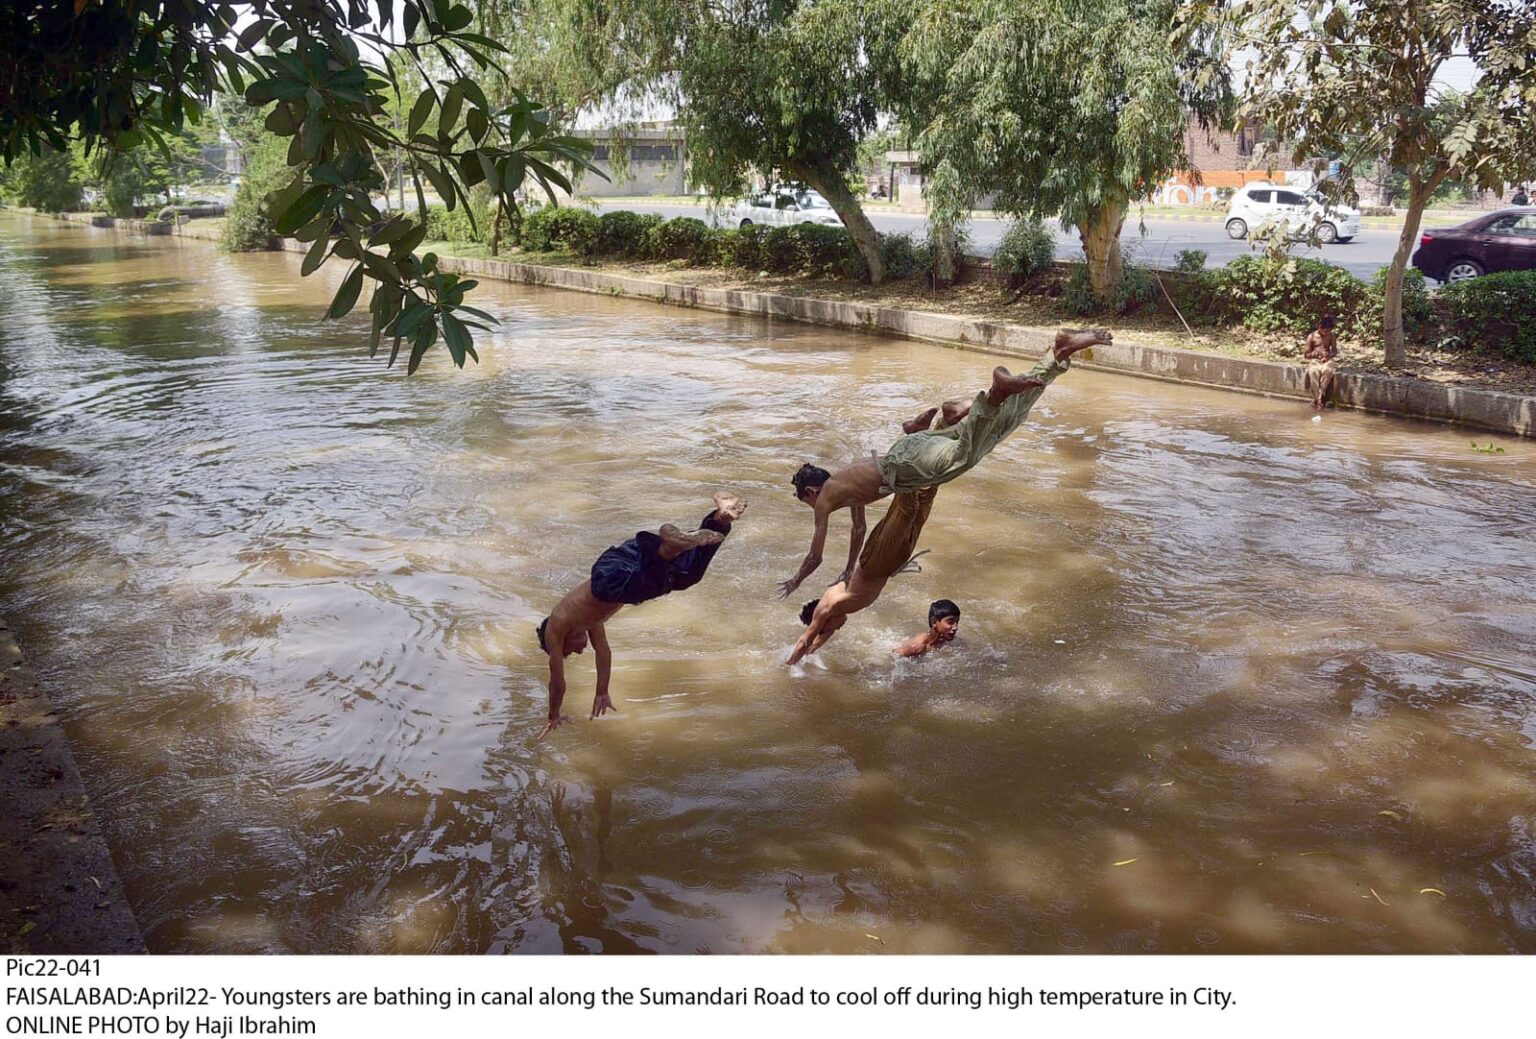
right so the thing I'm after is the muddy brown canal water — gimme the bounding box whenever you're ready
[1,213,1534,953]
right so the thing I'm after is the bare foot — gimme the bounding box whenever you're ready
[1054,327,1113,361]
[902,406,939,434]
[658,523,725,560]
[988,365,1046,403]
[940,398,970,427]
[711,491,748,523]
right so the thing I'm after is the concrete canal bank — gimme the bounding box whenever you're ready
[43,208,1536,440]
[1,623,144,953]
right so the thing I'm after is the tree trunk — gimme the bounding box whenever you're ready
[930,223,959,288]
[793,160,885,285]
[1382,173,1436,368]
[1078,201,1126,303]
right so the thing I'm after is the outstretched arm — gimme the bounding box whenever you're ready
[538,645,569,741]
[590,623,617,720]
[778,506,829,599]
[787,608,831,665]
[840,505,867,582]
[803,619,843,658]
[893,632,931,658]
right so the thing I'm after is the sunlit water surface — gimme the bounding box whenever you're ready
[2,213,1534,953]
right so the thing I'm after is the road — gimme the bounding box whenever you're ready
[588,198,1414,277]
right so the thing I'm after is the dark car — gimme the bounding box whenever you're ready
[1412,207,1536,283]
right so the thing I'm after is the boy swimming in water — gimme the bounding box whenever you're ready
[893,599,961,659]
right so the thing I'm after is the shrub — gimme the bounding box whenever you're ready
[761,226,800,272]
[595,209,653,258]
[1174,249,1208,275]
[1362,267,1432,341]
[0,148,84,211]
[423,203,479,244]
[491,203,521,251]
[880,233,924,279]
[1436,270,1536,363]
[713,224,769,269]
[992,218,1056,284]
[648,216,714,263]
[1062,261,1158,316]
[1213,255,1366,335]
[521,205,598,254]
[792,224,856,277]
[224,136,290,251]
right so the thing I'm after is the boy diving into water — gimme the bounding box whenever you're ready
[778,328,1109,600]
[536,492,747,739]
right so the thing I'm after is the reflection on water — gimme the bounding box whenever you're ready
[1,212,1534,953]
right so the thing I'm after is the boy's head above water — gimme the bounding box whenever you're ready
[929,599,961,641]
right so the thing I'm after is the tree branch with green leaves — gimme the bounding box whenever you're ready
[1,0,601,373]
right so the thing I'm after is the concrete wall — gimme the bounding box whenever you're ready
[1,622,145,953]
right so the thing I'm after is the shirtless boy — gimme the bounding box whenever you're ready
[536,492,747,739]
[786,405,956,664]
[1303,315,1339,410]
[778,328,1109,599]
[893,599,961,659]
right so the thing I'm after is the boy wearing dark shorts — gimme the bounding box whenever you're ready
[535,492,746,739]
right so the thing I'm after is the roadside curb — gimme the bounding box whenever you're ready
[1,621,146,954]
[37,211,1536,440]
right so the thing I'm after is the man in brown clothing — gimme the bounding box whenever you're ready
[1304,315,1339,410]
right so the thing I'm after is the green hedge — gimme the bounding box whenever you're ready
[993,218,1055,284]
[224,136,291,252]
[1199,256,1432,340]
[521,205,599,254]
[424,203,480,244]
[647,216,712,262]
[1437,270,1536,362]
[595,210,655,258]
[1216,255,1366,334]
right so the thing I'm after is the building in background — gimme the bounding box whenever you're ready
[1156,116,1287,205]
[570,125,687,198]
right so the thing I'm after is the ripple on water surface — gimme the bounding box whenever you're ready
[2,214,1535,953]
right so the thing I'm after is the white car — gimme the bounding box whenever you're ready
[728,189,842,229]
[1225,183,1361,244]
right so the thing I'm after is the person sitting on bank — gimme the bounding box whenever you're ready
[535,492,747,740]
[1303,315,1339,411]
[894,599,962,659]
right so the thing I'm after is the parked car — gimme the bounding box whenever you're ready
[1412,208,1536,283]
[1224,183,1361,243]
[728,189,842,228]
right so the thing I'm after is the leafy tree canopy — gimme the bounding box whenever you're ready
[1,0,597,372]
[900,0,1229,300]
[499,0,898,282]
[1185,0,1536,364]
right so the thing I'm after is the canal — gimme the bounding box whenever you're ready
[1,213,1533,953]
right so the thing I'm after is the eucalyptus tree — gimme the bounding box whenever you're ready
[495,0,895,283]
[1186,0,1536,366]
[2,0,594,371]
[897,0,1230,303]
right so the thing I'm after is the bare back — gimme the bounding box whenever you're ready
[545,581,621,645]
[821,456,886,512]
